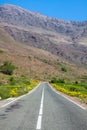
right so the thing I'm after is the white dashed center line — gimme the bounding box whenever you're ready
[36,88,44,130]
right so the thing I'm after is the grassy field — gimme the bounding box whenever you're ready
[0,74,38,99]
[51,80,87,104]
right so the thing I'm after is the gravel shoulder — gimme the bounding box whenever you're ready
[0,98,16,108]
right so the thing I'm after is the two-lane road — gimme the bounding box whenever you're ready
[0,82,87,130]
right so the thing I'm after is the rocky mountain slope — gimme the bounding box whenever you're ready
[0,27,87,82]
[0,4,87,65]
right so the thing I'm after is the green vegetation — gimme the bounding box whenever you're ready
[0,75,38,99]
[56,62,67,72]
[61,67,67,72]
[0,60,38,99]
[0,49,4,54]
[50,78,65,83]
[0,61,16,75]
[51,78,87,104]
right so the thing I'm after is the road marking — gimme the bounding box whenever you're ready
[0,82,41,109]
[48,83,86,110]
[36,88,44,130]
[36,115,42,130]
[39,107,43,115]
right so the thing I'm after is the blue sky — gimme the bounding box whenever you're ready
[0,0,87,21]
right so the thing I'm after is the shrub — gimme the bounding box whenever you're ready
[61,67,67,72]
[0,61,16,75]
[50,78,65,83]
[75,81,78,84]
[9,77,16,85]
[50,78,59,83]
[0,49,3,54]
[69,86,78,91]
[58,78,65,83]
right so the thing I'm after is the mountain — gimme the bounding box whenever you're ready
[0,4,87,82]
[0,26,87,82]
[0,4,87,65]
[0,4,87,40]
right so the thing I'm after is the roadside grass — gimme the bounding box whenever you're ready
[0,75,39,99]
[51,81,87,104]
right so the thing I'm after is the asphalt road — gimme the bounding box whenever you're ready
[0,82,87,130]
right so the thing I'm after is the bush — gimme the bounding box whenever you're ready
[50,78,59,83]
[69,86,78,91]
[50,78,65,83]
[61,67,67,72]
[0,49,3,54]
[58,78,65,83]
[9,77,16,85]
[75,81,78,84]
[0,61,16,75]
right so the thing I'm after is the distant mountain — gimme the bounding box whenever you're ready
[0,4,87,40]
[0,4,87,65]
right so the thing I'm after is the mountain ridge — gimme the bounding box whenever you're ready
[0,4,87,41]
[0,4,87,39]
[0,4,87,66]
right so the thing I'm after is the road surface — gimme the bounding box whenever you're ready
[0,82,87,130]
